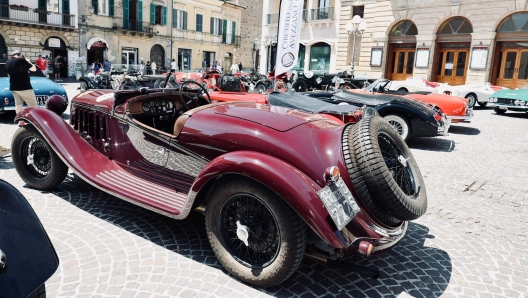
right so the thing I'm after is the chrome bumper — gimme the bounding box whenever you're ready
[437,116,451,136]
[448,108,474,123]
[352,221,408,252]
[495,104,528,111]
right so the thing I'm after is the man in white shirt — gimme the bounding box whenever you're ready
[230,62,239,74]
[151,61,157,74]
[170,59,177,72]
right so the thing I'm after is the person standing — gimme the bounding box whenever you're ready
[202,59,207,71]
[140,61,145,75]
[36,54,48,78]
[53,54,62,81]
[5,50,38,116]
[146,61,151,75]
[170,59,177,72]
[103,59,111,72]
[238,61,243,72]
[230,62,239,74]
[217,62,223,73]
[151,61,157,74]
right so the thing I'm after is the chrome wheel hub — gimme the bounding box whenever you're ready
[236,221,249,246]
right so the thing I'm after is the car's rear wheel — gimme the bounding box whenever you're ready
[12,126,68,190]
[494,107,507,114]
[383,114,411,141]
[397,87,408,93]
[466,94,477,108]
[292,80,307,92]
[350,115,427,221]
[256,83,267,94]
[205,177,306,287]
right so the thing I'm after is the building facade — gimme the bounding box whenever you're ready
[235,0,262,71]
[337,0,528,88]
[260,0,342,74]
[78,0,245,74]
[0,0,78,78]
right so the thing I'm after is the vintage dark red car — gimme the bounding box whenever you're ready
[11,83,427,287]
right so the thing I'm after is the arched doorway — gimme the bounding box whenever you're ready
[44,36,69,78]
[309,42,330,72]
[87,37,108,70]
[150,44,165,68]
[386,21,418,80]
[434,17,473,85]
[492,13,528,89]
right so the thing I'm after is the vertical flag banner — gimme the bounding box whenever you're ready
[274,0,304,75]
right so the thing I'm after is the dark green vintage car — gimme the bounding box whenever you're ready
[489,84,528,114]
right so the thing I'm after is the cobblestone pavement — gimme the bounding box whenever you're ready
[0,85,527,297]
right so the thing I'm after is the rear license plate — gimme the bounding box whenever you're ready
[36,96,48,105]
[317,178,360,230]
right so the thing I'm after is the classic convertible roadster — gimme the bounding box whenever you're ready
[12,81,427,287]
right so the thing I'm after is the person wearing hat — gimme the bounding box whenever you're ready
[5,50,38,119]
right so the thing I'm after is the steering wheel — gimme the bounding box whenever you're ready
[178,80,212,112]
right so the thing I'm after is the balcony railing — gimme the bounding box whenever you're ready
[173,29,222,43]
[223,34,241,47]
[310,7,334,21]
[266,9,322,24]
[0,4,75,28]
[118,19,154,33]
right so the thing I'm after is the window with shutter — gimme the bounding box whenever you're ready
[222,19,227,43]
[231,21,236,44]
[218,19,223,35]
[138,1,143,31]
[123,0,129,29]
[109,0,114,17]
[150,3,155,24]
[92,0,99,15]
[196,14,203,32]
[210,17,214,34]
[183,11,188,30]
[162,6,167,26]
[173,9,178,28]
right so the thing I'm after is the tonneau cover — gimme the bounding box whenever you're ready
[268,91,361,115]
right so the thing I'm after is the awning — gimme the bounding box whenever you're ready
[87,37,108,50]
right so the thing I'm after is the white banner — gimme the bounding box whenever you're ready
[274,0,304,75]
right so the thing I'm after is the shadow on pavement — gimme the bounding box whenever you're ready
[53,174,452,298]
[0,156,14,170]
[0,111,16,125]
[407,138,455,152]
[493,112,528,119]
[448,126,481,135]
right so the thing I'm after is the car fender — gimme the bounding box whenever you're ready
[79,76,100,89]
[376,102,437,124]
[191,150,346,248]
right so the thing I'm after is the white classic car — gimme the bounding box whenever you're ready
[388,78,507,108]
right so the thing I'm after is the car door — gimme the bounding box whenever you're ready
[164,139,209,194]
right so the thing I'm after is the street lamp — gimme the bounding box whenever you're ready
[264,33,277,73]
[346,15,367,76]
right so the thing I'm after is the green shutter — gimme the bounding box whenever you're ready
[38,0,46,9]
[183,11,187,29]
[162,6,167,26]
[138,1,143,31]
[210,17,214,34]
[222,19,227,43]
[62,0,69,13]
[92,0,98,15]
[232,21,236,44]
[150,3,155,24]
[109,0,114,17]
[123,0,129,29]
[218,19,223,35]
[173,9,177,28]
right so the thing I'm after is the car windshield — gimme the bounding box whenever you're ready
[365,79,391,92]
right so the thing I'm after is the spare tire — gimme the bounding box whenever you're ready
[348,115,427,221]
[343,125,402,227]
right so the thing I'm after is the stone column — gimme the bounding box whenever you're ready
[414,35,437,81]
[467,32,497,84]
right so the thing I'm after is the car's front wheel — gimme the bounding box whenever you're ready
[79,81,88,91]
[291,80,307,92]
[466,94,477,108]
[12,126,68,190]
[255,83,268,94]
[494,107,507,114]
[205,177,306,287]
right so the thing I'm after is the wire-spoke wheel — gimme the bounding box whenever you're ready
[383,114,411,141]
[12,126,68,190]
[378,132,416,196]
[205,177,306,287]
[219,194,280,268]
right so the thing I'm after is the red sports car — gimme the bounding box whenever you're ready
[11,85,427,287]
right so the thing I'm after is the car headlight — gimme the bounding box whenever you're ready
[489,97,496,103]
[515,100,521,105]
[453,90,460,96]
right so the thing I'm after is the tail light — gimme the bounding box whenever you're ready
[324,166,340,184]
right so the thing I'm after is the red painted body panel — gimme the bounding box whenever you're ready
[209,91,268,104]
[350,88,469,121]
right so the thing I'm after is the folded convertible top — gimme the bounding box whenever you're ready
[267,91,361,115]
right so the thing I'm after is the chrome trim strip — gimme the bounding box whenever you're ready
[494,104,528,110]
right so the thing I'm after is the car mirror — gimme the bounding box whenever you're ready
[0,179,58,297]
